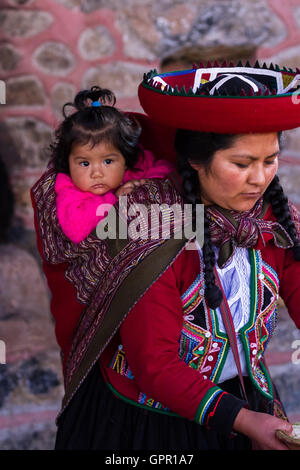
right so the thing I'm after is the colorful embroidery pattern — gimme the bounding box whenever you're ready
[240,249,279,399]
[179,256,229,383]
[195,386,224,426]
[138,392,170,411]
[179,317,229,383]
[109,345,171,411]
[109,345,134,379]
[180,274,204,315]
[179,322,210,371]
[109,247,280,416]
[180,248,279,400]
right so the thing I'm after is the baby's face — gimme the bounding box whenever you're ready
[69,140,126,195]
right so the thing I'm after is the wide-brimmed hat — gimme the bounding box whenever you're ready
[138,61,300,133]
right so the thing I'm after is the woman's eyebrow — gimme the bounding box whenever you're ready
[230,151,280,160]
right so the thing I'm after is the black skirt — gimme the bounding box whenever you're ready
[54,365,261,451]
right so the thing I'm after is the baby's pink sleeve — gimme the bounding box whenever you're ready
[123,149,174,183]
[55,173,117,244]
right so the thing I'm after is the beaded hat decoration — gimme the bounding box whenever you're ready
[138,60,300,133]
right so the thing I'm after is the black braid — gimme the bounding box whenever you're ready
[202,213,224,308]
[176,135,224,308]
[265,175,300,260]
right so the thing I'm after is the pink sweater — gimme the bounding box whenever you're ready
[55,149,173,243]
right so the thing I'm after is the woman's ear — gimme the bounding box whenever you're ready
[188,161,208,180]
[188,161,201,172]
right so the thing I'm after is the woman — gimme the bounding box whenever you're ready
[31,62,300,450]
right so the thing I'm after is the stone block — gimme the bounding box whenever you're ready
[7,0,35,5]
[12,181,32,208]
[116,6,161,61]
[0,420,57,450]
[6,75,46,107]
[267,307,300,354]
[3,352,63,412]
[80,0,115,13]
[0,244,50,319]
[79,0,286,63]
[51,0,81,8]
[160,4,198,37]
[51,82,76,118]
[82,61,147,99]
[0,242,64,450]
[282,128,300,156]
[4,117,52,169]
[155,0,287,62]
[293,5,300,31]
[33,42,75,76]
[0,9,53,38]
[266,306,300,418]
[0,243,58,365]
[277,164,300,207]
[269,362,300,416]
[0,350,63,450]
[78,26,115,60]
[0,43,22,73]
[260,45,300,71]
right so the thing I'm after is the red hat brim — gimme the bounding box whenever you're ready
[138,64,300,134]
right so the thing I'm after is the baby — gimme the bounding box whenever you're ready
[52,86,173,243]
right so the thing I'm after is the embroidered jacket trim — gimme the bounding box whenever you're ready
[106,381,178,416]
[179,248,278,400]
[194,386,224,425]
[106,247,279,425]
[239,249,277,399]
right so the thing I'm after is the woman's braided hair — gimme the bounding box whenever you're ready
[264,175,300,260]
[175,129,300,309]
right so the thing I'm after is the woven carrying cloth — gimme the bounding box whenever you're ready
[31,163,190,419]
[138,61,300,133]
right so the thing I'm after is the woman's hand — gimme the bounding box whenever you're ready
[233,407,293,450]
[115,179,147,197]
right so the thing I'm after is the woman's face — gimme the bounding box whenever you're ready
[191,132,280,212]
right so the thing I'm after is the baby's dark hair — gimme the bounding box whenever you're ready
[175,129,300,309]
[51,86,142,174]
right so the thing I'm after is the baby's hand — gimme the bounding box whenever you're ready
[115,179,147,197]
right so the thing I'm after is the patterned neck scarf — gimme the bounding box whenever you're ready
[206,197,294,268]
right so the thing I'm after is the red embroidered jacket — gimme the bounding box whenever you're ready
[33,200,300,436]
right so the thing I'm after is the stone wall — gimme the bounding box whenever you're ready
[0,0,300,450]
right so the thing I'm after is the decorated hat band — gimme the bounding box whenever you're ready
[138,61,300,134]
